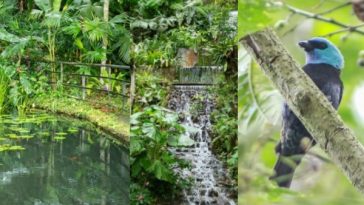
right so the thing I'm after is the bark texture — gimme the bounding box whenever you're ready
[101,0,110,90]
[241,28,364,193]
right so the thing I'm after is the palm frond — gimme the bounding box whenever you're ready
[42,11,62,28]
[34,0,51,12]
[82,48,105,63]
[109,14,128,24]
[30,9,44,19]
[82,17,109,42]
[0,28,22,43]
[78,4,103,19]
[63,22,82,38]
[0,1,14,18]
[110,25,131,64]
[1,40,28,58]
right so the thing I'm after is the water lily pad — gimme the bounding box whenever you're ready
[7,134,18,139]
[54,136,66,141]
[19,135,33,140]
[38,132,50,137]
[0,144,25,152]
[19,129,30,134]
[68,128,79,133]
[8,134,33,140]
[9,127,29,133]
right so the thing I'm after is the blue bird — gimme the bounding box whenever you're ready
[270,37,344,187]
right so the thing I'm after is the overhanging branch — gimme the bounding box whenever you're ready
[286,4,364,36]
[241,28,364,193]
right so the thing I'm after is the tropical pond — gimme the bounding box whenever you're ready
[0,111,129,205]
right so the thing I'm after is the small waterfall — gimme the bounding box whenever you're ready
[178,66,222,84]
[168,85,235,205]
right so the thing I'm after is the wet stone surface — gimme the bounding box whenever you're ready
[168,85,235,205]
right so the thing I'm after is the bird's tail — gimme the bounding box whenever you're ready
[270,154,303,188]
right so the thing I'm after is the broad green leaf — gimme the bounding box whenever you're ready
[34,0,51,12]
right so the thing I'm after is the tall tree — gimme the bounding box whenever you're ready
[101,0,109,90]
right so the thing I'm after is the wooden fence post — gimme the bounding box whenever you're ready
[60,62,63,85]
[122,83,126,111]
[130,64,135,109]
[82,75,86,100]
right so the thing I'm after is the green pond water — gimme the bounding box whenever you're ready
[0,111,129,205]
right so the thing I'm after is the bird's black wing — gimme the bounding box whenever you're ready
[339,80,344,106]
[321,81,343,109]
[303,63,343,109]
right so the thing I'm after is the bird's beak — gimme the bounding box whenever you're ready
[298,41,314,52]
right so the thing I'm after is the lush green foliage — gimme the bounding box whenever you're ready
[129,0,236,68]
[238,0,278,38]
[130,105,191,204]
[133,71,171,110]
[0,62,48,114]
[0,0,130,64]
[0,68,10,113]
[0,0,130,114]
[210,76,238,183]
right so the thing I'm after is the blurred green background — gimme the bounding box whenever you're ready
[239,0,364,205]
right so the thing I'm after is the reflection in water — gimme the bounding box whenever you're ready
[0,112,129,205]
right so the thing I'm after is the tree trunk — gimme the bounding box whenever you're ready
[18,0,24,12]
[52,0,61,12]
[241,28,364,193]
[225,45,238,81]
[130,63,135,109]
[101,0,110,90]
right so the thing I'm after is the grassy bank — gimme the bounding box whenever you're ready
[30,95,130,145]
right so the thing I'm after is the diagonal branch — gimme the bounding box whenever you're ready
[322,23,364,37]
[316,2,351,16]
[241,28,364,193]
[286,4,364,36]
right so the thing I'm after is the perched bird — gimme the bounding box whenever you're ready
[270,37,344,188]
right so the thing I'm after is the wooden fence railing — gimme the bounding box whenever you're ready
[38,61,131,112]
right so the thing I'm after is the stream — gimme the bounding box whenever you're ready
[168,85,235,205]
[0,112,129,205]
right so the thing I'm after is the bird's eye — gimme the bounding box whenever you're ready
[309,41,328,50]
[316,42,327,49]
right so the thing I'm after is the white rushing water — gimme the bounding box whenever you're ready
[168,85,236,205]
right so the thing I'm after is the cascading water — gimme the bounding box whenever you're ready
[168,85,235,205]
[178,67,222,84]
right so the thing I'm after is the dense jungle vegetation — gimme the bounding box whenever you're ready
[0,1,131,204]
[129,0,237,204]
[0,0,130,116]
[240,0,364,205]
